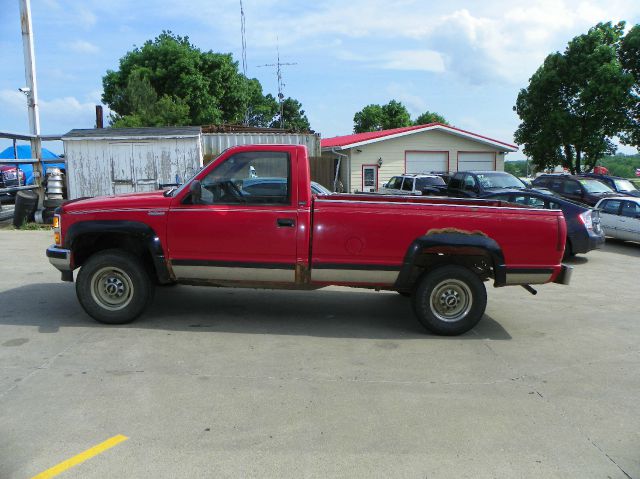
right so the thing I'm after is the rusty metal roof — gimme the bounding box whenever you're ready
[62,126,201,139]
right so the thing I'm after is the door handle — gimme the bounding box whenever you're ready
[277,218,296,227]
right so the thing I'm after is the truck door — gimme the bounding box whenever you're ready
[167,150,299,283]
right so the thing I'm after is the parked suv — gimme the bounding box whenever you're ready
[531,174,618,206]
[444,171,528,198]
[379,174,446,195]
[579,173,640,198]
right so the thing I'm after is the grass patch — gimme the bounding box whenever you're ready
[16,222,53,230]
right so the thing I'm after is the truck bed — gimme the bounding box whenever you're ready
[310,193,565,286]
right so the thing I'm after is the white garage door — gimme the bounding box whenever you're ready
[458,152,495,171]
[405,151,448,174]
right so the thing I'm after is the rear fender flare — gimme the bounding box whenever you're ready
[394,231,506,290]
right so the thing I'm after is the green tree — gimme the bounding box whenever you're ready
[353,104,385,133]
[620,24,640,148]
[414,111,448,125]
[102,31,310,129]
[381,100,412,130]
[514,22,634,174]
[110,68,190,127]
[353,100,446,133]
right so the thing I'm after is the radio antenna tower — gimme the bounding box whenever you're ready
[257,40,297,129]
[239,0,248,124]
[239,0,247,78]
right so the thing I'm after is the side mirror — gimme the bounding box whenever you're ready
[190,180,202,204]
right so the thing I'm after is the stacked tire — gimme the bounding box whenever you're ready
[36,169,66,224]
[13,190,38,227]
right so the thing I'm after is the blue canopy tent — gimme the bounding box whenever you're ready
[0,145,65,184]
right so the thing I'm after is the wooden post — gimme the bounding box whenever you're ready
[19,0,44,205]
[95,105,104,128]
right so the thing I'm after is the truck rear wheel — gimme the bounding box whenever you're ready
[76,249,154,324]
[412,265,487,335]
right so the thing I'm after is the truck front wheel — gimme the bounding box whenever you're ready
[412,265,487,335]
[76,249,154,324]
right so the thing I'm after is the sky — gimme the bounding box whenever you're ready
[1,0,640,159]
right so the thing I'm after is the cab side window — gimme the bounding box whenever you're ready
[601,199,622,215]
[198,151,290,205]
[563,180,582,195]
[387,177,403,189]
[513,195,545,208]
[449,173,463,189]
[621,201,640,218]
[401,178,414,191]
[463,175,477,192]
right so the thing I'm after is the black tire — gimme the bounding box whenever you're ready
[563,238,575,259]
[43,198,64,209]
[42,208,55,224]
[76,249,155,324]
[412,265,487,336]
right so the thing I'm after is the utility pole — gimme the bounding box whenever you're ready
[19,0,44,203]
[257,42,297,129]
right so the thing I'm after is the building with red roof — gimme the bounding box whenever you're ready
[319,123,517,193]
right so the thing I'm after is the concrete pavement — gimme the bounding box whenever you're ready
[0,230,638,478]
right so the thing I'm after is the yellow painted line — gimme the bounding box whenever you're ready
[31,434,128,479]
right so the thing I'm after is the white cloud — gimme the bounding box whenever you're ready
[0,89,104,135]
[386,83,428,116]
[378,50,445,73]
[65,40,100,54]
[176,0,640,84]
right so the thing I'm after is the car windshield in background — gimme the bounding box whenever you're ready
[476,173,525,189]
[613,179,638,192]
[579,179,614,193]
[311,182,332,195]
[415,177,446,189]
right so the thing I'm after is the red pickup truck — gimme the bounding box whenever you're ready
[47,145,571,335]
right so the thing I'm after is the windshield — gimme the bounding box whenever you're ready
[613,179,637,192]
[476,172,526,189]
[168,151,229,197]
[579,179,614,193]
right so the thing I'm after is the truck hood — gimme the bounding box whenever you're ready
[63,190,171,213]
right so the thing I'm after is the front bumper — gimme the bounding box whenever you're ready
[552,264,572,285]
[46,245,73,282]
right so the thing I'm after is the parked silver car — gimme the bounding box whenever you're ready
[595,196,640,242]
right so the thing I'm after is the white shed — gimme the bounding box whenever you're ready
[62,127,203,199]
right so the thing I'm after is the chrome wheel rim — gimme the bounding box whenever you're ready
[90,267,134,311]
[429,279,472,322]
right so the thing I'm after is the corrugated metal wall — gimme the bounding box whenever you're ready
[202,133,321,159]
